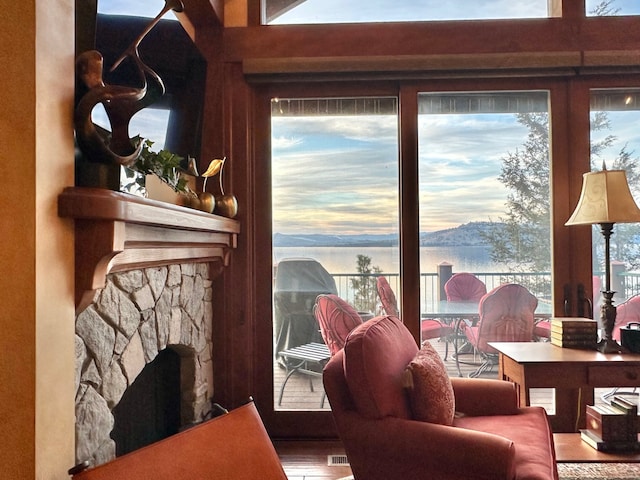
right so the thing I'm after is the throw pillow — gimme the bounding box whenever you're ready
[405,341,455,425]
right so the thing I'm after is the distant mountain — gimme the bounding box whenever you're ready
[274,221,502,247]
[420,221,500,246]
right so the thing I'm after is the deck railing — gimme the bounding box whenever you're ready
[332,271,552,314]
[330,267,640,315]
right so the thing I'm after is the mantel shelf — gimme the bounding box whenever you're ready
[58,187,240,313]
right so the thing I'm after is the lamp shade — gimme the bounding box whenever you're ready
[565,169,640,226]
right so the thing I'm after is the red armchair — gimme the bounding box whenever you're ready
[323,315,558,480]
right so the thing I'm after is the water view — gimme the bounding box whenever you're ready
[273,245,506,275]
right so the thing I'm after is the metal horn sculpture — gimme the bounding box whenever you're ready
[74,0,185,167]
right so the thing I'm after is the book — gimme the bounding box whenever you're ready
[611,395,639,416]
[586,404,637,442]
[550,332,597,342]
[550,317,597,332]
[580,429,640,452]
[550,334,597,349]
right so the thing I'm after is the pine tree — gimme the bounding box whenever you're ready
[350,254,381,312]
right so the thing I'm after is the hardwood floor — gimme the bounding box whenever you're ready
[276,440,352,480]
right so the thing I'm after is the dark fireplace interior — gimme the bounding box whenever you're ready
[111,349,181,456]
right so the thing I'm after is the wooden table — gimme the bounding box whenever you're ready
[491,342,640,432]
[554,433,640,462]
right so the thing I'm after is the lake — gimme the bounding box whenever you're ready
[273,245,508,275]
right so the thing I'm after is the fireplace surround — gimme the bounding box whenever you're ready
[59,187,239,466]
[75,263,214,465]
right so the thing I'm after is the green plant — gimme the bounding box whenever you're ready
[350,254,382,313]
[125,137,196,196]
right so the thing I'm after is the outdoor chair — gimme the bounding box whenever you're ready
[376,276,453,359]
[463,283,537,378]
[314,294,363,356]
[322,314,558,480]
[444,272,487,302]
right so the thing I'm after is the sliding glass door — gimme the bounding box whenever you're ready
[270,96,400,411]
[417,91,552,336]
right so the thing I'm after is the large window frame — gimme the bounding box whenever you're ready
[251,75,609,438]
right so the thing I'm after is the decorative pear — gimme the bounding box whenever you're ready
[201,157,238,218]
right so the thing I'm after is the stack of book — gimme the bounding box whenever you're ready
[580,396,640,452]
[549,317,597,349]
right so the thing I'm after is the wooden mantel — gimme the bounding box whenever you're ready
[58,187,240,313]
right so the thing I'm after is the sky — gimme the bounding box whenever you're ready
[271,109,530,235]
[98,0,640,21]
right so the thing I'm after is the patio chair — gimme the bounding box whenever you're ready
[443,273,486,363]
[376,276,454,359]
[314,294,363,356]
[464,283,537,378]
[444,272,487,302]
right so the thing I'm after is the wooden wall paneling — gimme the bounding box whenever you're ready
[399,85,421,343]
[549,80,574,316]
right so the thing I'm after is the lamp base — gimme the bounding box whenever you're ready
[597,338,623,354]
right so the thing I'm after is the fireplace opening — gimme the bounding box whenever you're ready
[111,348,181,456]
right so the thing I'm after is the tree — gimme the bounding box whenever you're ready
[482,109,640,274]
[350,254,382,312]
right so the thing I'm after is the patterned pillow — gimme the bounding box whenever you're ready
[405,342,455,425]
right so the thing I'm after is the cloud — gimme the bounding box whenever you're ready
[272,108,542,235]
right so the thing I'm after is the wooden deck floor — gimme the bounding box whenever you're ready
[274,336,563,412]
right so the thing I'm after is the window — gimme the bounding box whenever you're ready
[264,0,548,25]
[589,89,640,310]
[417,91,552,328]
[586,0,640,16]
[271,96,399,411]
[98,0,179,19]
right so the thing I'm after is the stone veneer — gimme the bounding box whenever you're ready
[74,263,213,466]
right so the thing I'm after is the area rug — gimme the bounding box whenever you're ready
[337,464,640,480]
[557,462,640,479]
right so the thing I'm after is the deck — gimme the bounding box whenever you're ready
[274,336,621,413]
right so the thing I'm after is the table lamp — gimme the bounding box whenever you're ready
[565,163,640,353]
[565,164,640,353]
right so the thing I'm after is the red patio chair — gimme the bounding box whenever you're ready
[376,276,454,359]
[444,272,487,302]
[464,283,537,377]
[314,294,363,356]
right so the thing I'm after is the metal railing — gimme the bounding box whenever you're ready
[332,271,552,314]
[332,268,640,314]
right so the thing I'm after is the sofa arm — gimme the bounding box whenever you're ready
[451,377,519,416]
[339,413,516,480]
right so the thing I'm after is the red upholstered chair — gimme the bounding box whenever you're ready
[322,315,558,480]
[444,272,487,302]
[376,276,453,359]
[464,284,537,378]
[314,294,363,356]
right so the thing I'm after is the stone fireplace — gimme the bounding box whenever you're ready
[74,263,213,465]
[59,187,240,468]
